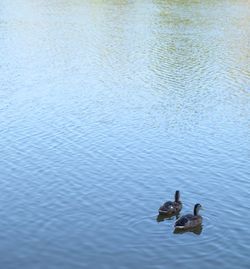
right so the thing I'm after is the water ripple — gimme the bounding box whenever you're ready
[0,0,250,268]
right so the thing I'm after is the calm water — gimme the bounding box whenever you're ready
[0,0,250,268]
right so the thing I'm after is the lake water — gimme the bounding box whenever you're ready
[0,0,250,268]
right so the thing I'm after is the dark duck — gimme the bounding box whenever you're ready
[158,190,182,215]
[175,203,202,229]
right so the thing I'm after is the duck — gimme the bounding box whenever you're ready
[158,190,182,215]
[174,203,202,229]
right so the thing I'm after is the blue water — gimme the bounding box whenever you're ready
[0,1,250,268]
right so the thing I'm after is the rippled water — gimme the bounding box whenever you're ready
[0,0,250,268]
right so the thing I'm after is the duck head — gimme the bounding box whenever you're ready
[194,203,202,216]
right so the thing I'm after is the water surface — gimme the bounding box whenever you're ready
[0,0,250,268]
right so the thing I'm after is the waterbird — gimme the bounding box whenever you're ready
[174,203,202,229]
[158,190,182,215]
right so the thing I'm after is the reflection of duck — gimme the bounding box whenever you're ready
[156,212,180,223]
[175,203,202,229]
[174,225,202,235]
[159,190,182,215]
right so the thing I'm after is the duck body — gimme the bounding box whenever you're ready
[159,201,182,215]
[175,203,202,229]
[158,190,182,215]
[174,214,202,229]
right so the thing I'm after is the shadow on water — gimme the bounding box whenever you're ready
[173,225,203,235]
[156,213,180,223]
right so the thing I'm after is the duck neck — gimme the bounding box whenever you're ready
[194,206,199,216]
[175,191,180,202]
